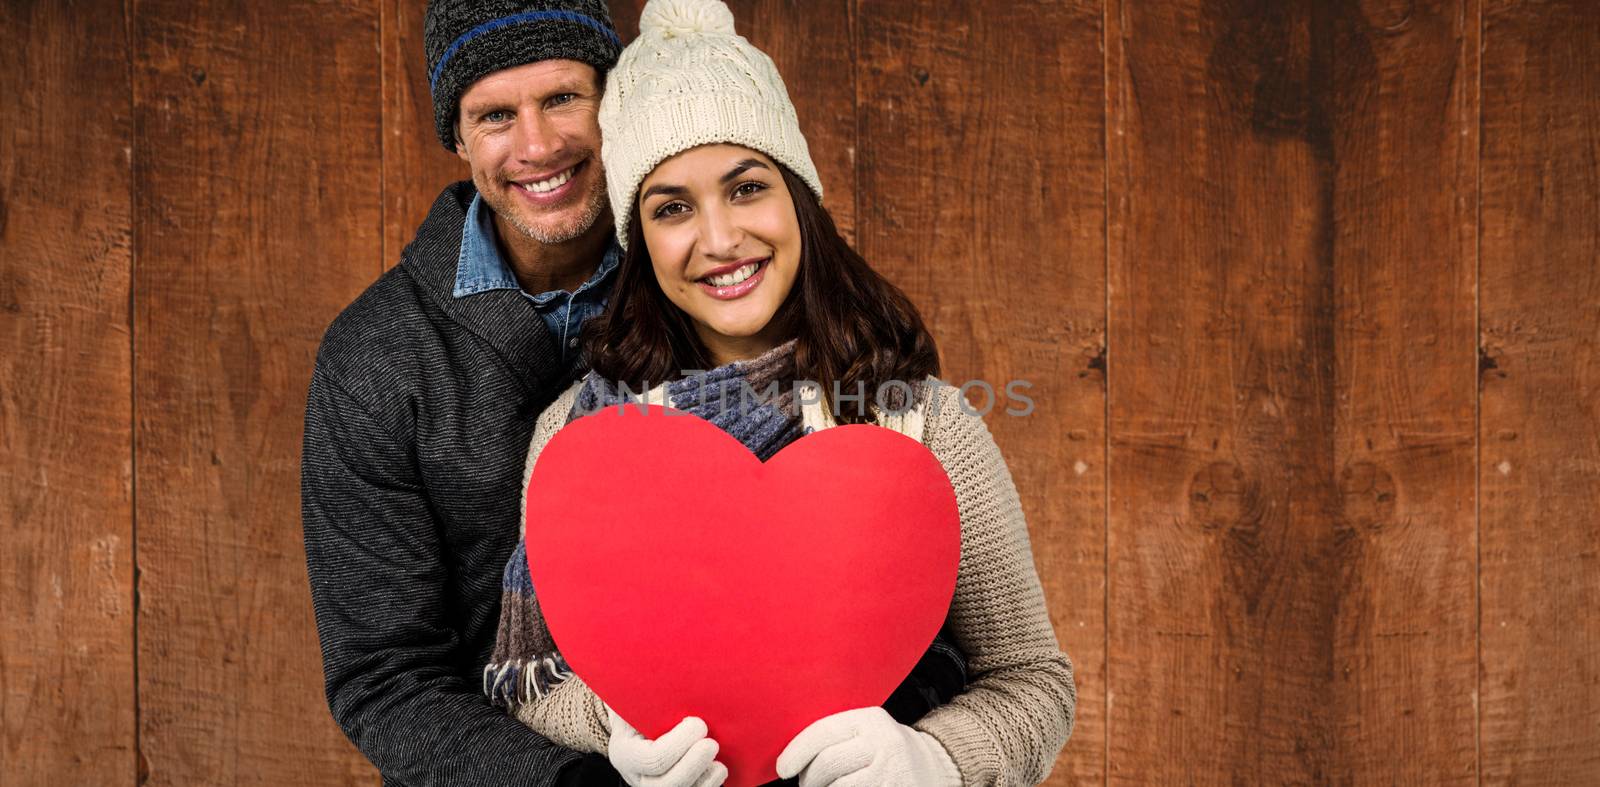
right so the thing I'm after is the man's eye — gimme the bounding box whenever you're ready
[484,110,511,123]
[548,94,576,107]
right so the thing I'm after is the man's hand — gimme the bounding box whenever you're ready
[606,705,728,787]
[775,706,961,787]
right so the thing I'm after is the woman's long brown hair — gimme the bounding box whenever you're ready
[582,163,940,425]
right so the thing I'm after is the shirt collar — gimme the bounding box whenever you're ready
[453,192,520,298]
[528,237,622,307]
[452,192,622,302]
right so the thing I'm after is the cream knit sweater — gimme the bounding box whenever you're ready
[511,379,1076,786]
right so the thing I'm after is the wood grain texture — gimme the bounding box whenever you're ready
[0,0,136,782]
[1109,1,1482,781]
[1327,0,1479,782]
[854,2,1108,783]
[1108,1,1341,780]
[130,0,383,783]
[1479,0,1600,782]
[381,0,466,270]
[606,0,647,41]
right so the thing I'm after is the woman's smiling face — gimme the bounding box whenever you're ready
[637,144,801,365]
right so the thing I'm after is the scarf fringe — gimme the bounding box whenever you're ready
[484,653,575,711]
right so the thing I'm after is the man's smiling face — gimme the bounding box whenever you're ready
[454,59,608,245]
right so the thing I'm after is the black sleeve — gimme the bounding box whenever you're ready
[301,365,582,786]
[883,628,970,725]
[552,753,625,787]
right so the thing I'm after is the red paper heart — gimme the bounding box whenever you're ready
[524,404,960,787]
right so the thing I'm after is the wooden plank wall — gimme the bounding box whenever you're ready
[1479,1,1600,782]
[1108,2,1340,775]
[127,0,384,783]
[2,0,1597,784]
[1106,0,1480,781]
[1,1,136,784]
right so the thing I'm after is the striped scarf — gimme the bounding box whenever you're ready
[486,339,931,711]
[487,340,807,710]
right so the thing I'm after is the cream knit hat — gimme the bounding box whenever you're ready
[599,0,824,249]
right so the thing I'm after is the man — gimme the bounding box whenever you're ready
[301,2,626,784]
[302,2,966,785]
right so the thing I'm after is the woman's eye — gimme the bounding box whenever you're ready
[733,181,767,199]
[653,202,689,219]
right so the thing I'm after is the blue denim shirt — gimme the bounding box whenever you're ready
[452,192,621,366]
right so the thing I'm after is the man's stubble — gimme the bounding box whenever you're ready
[483,166,610,246]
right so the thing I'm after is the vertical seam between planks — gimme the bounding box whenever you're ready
[1100,0,1115,782]
[1472,0,1484,782]
[123,0,142,781]
[848,0,861,250]
[380,0,390,274]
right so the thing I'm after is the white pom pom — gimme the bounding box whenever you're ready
[639,0,737,39]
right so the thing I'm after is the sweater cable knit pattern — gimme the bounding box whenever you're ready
[598,0,823,249]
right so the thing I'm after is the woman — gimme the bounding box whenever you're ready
[487,1,1076,785]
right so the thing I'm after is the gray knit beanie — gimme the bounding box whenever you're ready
[425,0,623,150]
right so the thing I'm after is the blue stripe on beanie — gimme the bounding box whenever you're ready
[430,10,622,93]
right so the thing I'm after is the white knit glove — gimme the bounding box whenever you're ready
[775,707,962,787]
[605,705,729,787]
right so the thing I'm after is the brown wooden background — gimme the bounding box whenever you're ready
[3,0,1597,783]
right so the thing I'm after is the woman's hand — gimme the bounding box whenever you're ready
[775,706,961,787]
[606,705,729,787]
